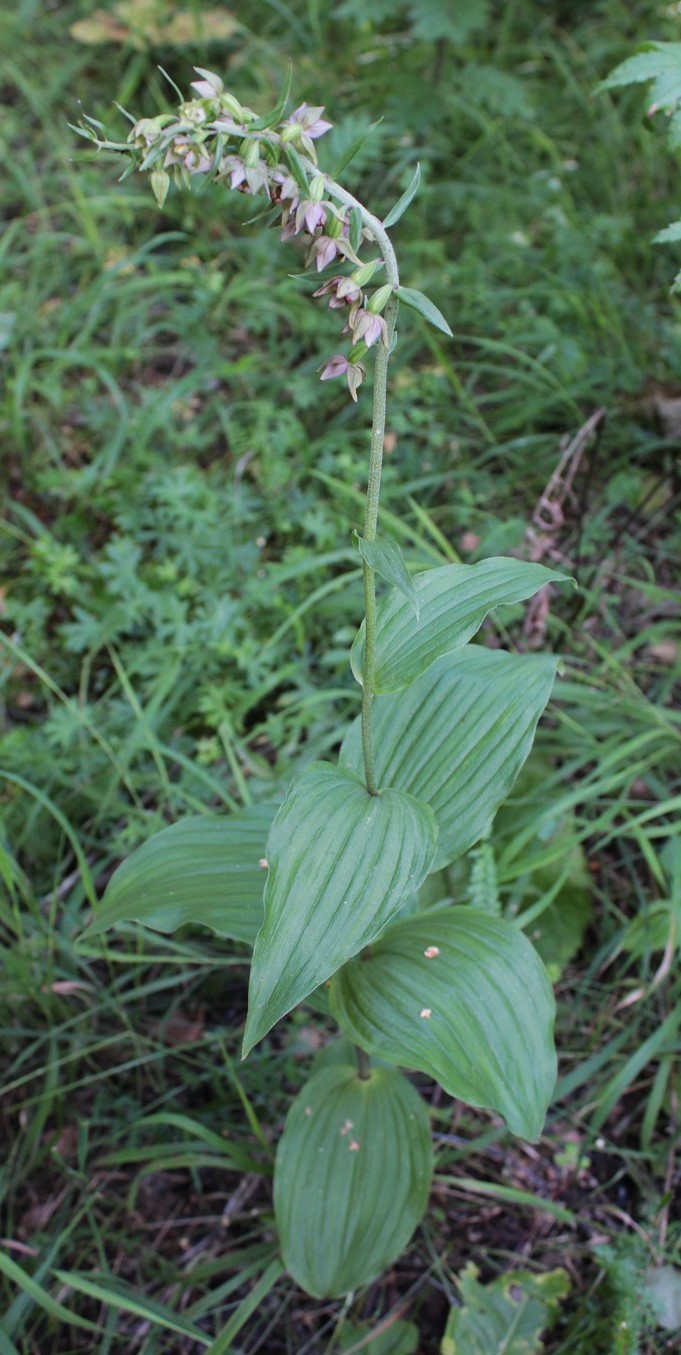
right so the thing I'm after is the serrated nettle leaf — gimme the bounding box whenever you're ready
[87,804,276,943]
[353,531,419,618]
[394,285,453,337]
[330,904,556,1141]
[341,648,559,868]
[382,162,421,229]
[600,43,681,106]
[243,763,438,1056]
[654,220,681,243]
[442,1263,570,1355]
[351,557,571,693]
[274,1063,432,1298]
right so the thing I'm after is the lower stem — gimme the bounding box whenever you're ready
[355,1045,371,1080]
[360,295,399,796]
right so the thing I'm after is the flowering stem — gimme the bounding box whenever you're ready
[321,182,401,796]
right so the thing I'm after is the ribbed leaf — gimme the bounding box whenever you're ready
[341,648,559,868]
[330,905,556,1141]
[351,557,571,693]
[88,804,276,943]
[395,285,452,336]
[274,1063,432,1298]
[354,531,419,617]
[242,763,437,1056]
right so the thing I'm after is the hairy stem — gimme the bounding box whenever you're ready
[324,179,400,795]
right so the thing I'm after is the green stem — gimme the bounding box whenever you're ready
[323,179,401,796]
[360,296,398,794]
[355,1045,371,1080]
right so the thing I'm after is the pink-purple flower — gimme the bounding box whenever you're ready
[285,103,333,140]
[319,354,366,401]
[313,276,362,309]
[350,308,389,348]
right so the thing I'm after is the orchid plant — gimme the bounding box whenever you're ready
[77,71,573,1301]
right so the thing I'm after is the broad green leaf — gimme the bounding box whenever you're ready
[441,1263,570,1355]
[330,905,556,1140]
[383,162,421,229]
[395,285,453,337]
[341,648,559,868]
[351,557,570,693]
[600,43,681,107]
[654,220,681,243]
[274,1063,432,1298]
[354,531,419,618]
[407,0,490,45]
[243,763,437,1055]
[87,804,277,943]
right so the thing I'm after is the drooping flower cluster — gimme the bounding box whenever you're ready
[99,69,395,401]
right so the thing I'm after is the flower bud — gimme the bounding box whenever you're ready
[221,93,245,120]
[242,138,261,168]
[309,174,325,203]
[367,284,393,314]
[348,341,368,363]
[350,258,381,287]
[128,116,166,150]
[180,101,207,126]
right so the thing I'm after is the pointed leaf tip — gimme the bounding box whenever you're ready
[331,905,557,1141]
[242,762,437,1055]
[395,285,453,336]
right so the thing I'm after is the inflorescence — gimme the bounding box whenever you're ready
[78,69,397,401]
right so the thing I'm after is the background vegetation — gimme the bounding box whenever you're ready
[1,0,680,1350]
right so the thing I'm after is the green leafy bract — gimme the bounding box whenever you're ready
[331,905,556,1141]
[395,285,453,337]
[351,558,571,693]
[354,531,419,618]
[242,762,438,1055]
[87,804,277,943]
[383,163,421,228]
[274,1063,432,1298]
[341,648,559,868]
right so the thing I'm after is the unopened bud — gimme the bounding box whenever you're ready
[309,174,325,203]
[150,169,170,208]
[242,138,261,168]
[350,258,381,287]
[221,93,245,120]
[368,284,393,314]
